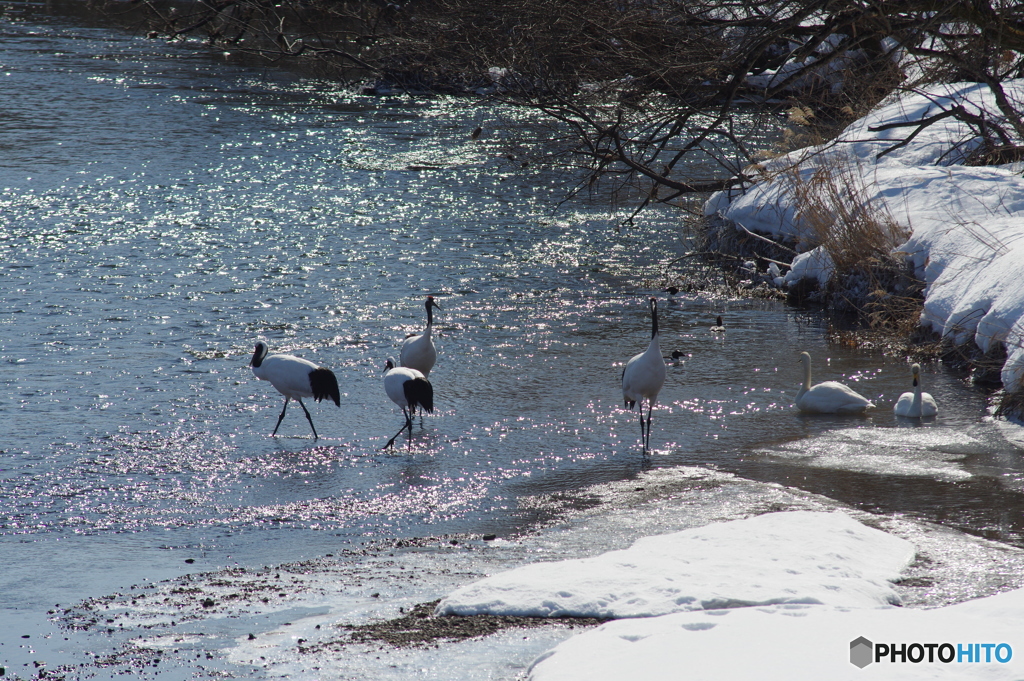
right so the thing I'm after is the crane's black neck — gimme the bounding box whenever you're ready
[649,298,659,339]
[250,343,268,368]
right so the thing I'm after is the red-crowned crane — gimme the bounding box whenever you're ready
[621,297,667,453]
[400,296,441,377]
[382,357,434,448]
[249,341,340,439]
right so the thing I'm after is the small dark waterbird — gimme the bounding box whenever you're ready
[249,341,340,439]
[382,357,435,448]
[711,315,726,333]
[400,296,441,377]
[622,297,667,453]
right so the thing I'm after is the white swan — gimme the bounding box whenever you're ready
[795,352,874,414]
[894,363,938,418]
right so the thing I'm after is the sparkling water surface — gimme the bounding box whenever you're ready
[3,5,1024,679]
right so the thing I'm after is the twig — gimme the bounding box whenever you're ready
[664,250,791,267]
[735,221,798,254]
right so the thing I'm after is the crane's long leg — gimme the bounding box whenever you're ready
[296,398,319,440]
[272,398,289,436]
[383,424,406,450]
[637,408,647,453]
[645,400,655,451]
[382,407,413,450]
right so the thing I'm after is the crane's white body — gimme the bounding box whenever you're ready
[384,364,428,410]
[382,357,434,448]
[894,364,938,418]
[622,339,666,408]
[249,341,339,439]
[795,352,874,414]
[400,296,440,377]
[401,330,436,377]
[252,353,321,399]
[622,298,667,451]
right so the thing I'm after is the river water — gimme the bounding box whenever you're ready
[3,5,1024,680]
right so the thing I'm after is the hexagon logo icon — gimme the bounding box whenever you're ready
[850,636,873,668]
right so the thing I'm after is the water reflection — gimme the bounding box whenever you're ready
[1,6,1023,576]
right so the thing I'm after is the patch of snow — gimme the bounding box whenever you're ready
[527,589,1024,680]
[784,246,834,288]
[757,427,977,482]
[436,511,914,619]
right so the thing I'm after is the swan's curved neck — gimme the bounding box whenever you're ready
[802,359,812,392]
[912,377,922,411]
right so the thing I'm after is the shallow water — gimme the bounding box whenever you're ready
[2,4,1024,679]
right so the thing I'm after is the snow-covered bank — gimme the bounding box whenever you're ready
[437,511,914,618]
[528,589,1024,680]
[705,81,1024,393]
[47,463,1024,680]
[434,510,1024,681]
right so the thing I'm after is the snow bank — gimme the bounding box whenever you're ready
[784,245,834,288]
[436,511,914,619]
[705,81,1024,391]
[527,588,1024,681]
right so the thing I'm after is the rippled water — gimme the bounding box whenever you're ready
[3,4,1024,674]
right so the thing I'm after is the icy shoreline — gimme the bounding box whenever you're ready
[704,80,1024,400]
[42,467,1024,680]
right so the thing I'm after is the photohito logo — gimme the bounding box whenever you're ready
[850,637,873,668]
[850,637,1013,668]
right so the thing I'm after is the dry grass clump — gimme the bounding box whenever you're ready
[996,388,1024,420]
[778,151,935,349]
[787,152,908,275]
[941,335,1008,386]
